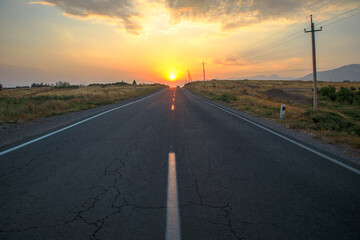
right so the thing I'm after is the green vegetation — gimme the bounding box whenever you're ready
[209,92,237,103]
[320,85,360,104]
[185,80,360,149]
[290,111,360,136]
[0,84,165,123]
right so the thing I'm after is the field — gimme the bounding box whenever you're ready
[0,84,165,123]
[185,80,360,149]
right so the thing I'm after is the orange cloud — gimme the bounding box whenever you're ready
[28,1,55,6]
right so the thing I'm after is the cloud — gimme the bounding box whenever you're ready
[29,1,55,6]
[29,0,142,35]
[164,0,358,30]
[28,0,360,34]
[213,57,248,66]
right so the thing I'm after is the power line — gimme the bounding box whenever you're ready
[322,9,360,27]
[247,34,306,58]
[317,5,360,25]
[240,31,304,59]
[226,0,346,59]
[227,21,305,58]
[312,0,344,16]
[221,2,359,62]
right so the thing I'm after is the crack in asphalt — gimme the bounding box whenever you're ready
[179,175,253,240]
[0,142,165,240]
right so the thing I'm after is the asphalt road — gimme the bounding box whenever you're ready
[0,87,359,240]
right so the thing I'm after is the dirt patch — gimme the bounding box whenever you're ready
[245,84,260,89]
[265,89,311,104]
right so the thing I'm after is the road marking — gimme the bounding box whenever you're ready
[0,89,166,156]
[171,104,175,111]
[166,152,181,240]
[186,89,360,175]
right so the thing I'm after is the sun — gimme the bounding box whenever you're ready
[164,67,180,81]
[169,73,176,81]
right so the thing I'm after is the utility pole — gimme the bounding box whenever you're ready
[305,15,322,111]
[202,61,206,82]
[187,70,192,82]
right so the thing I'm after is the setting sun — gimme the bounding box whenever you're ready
[166,68,180,82]
[169,73,176,81]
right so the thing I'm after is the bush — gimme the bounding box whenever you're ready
[212,93,237,103]
[329,92,337,101]
[31,82,50,88]
[31,95,76,101]
[319,85,336,99]
[304,110,359,135]
[319,86,358,104]
[337,87,355,104]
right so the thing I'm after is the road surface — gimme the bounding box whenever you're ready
[1,87,359,240]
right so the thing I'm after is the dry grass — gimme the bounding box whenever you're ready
[0,84,165,123]
[185,80,360,149]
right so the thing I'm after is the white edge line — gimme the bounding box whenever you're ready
[0,89,165,156]
[185,89,360,175]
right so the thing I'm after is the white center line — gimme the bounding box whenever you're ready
[166,152,181,240]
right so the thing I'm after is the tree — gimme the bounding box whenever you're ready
[55,81,70,88]
[0,83,3,91]
[132,80,137,85]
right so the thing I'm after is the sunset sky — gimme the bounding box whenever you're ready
[0,0,359,87]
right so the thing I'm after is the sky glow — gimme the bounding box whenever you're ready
[0,0,359,87]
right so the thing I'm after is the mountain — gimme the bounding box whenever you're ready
[300,64,360,82]
[247,74,293,80]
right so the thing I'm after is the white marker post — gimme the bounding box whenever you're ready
[280,104,286,119]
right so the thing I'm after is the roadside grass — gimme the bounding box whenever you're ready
[185,80,360,149]
[0,84,165,123]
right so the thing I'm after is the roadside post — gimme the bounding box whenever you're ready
[280,104,286,119]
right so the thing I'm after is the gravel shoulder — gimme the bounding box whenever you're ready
[186,89,360,167]
[0,88,164,151]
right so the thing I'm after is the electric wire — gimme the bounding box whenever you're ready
[226,21,305,58]
[243,34,306,59]
[222,1,359,62]
[317,5,360,25]
[322,10,360,27]
[226,0,345,59]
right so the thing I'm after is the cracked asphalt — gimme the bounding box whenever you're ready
[1,87,359,240]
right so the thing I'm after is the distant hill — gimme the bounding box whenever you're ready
[300,64,360,82]
[247,74,290,80]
